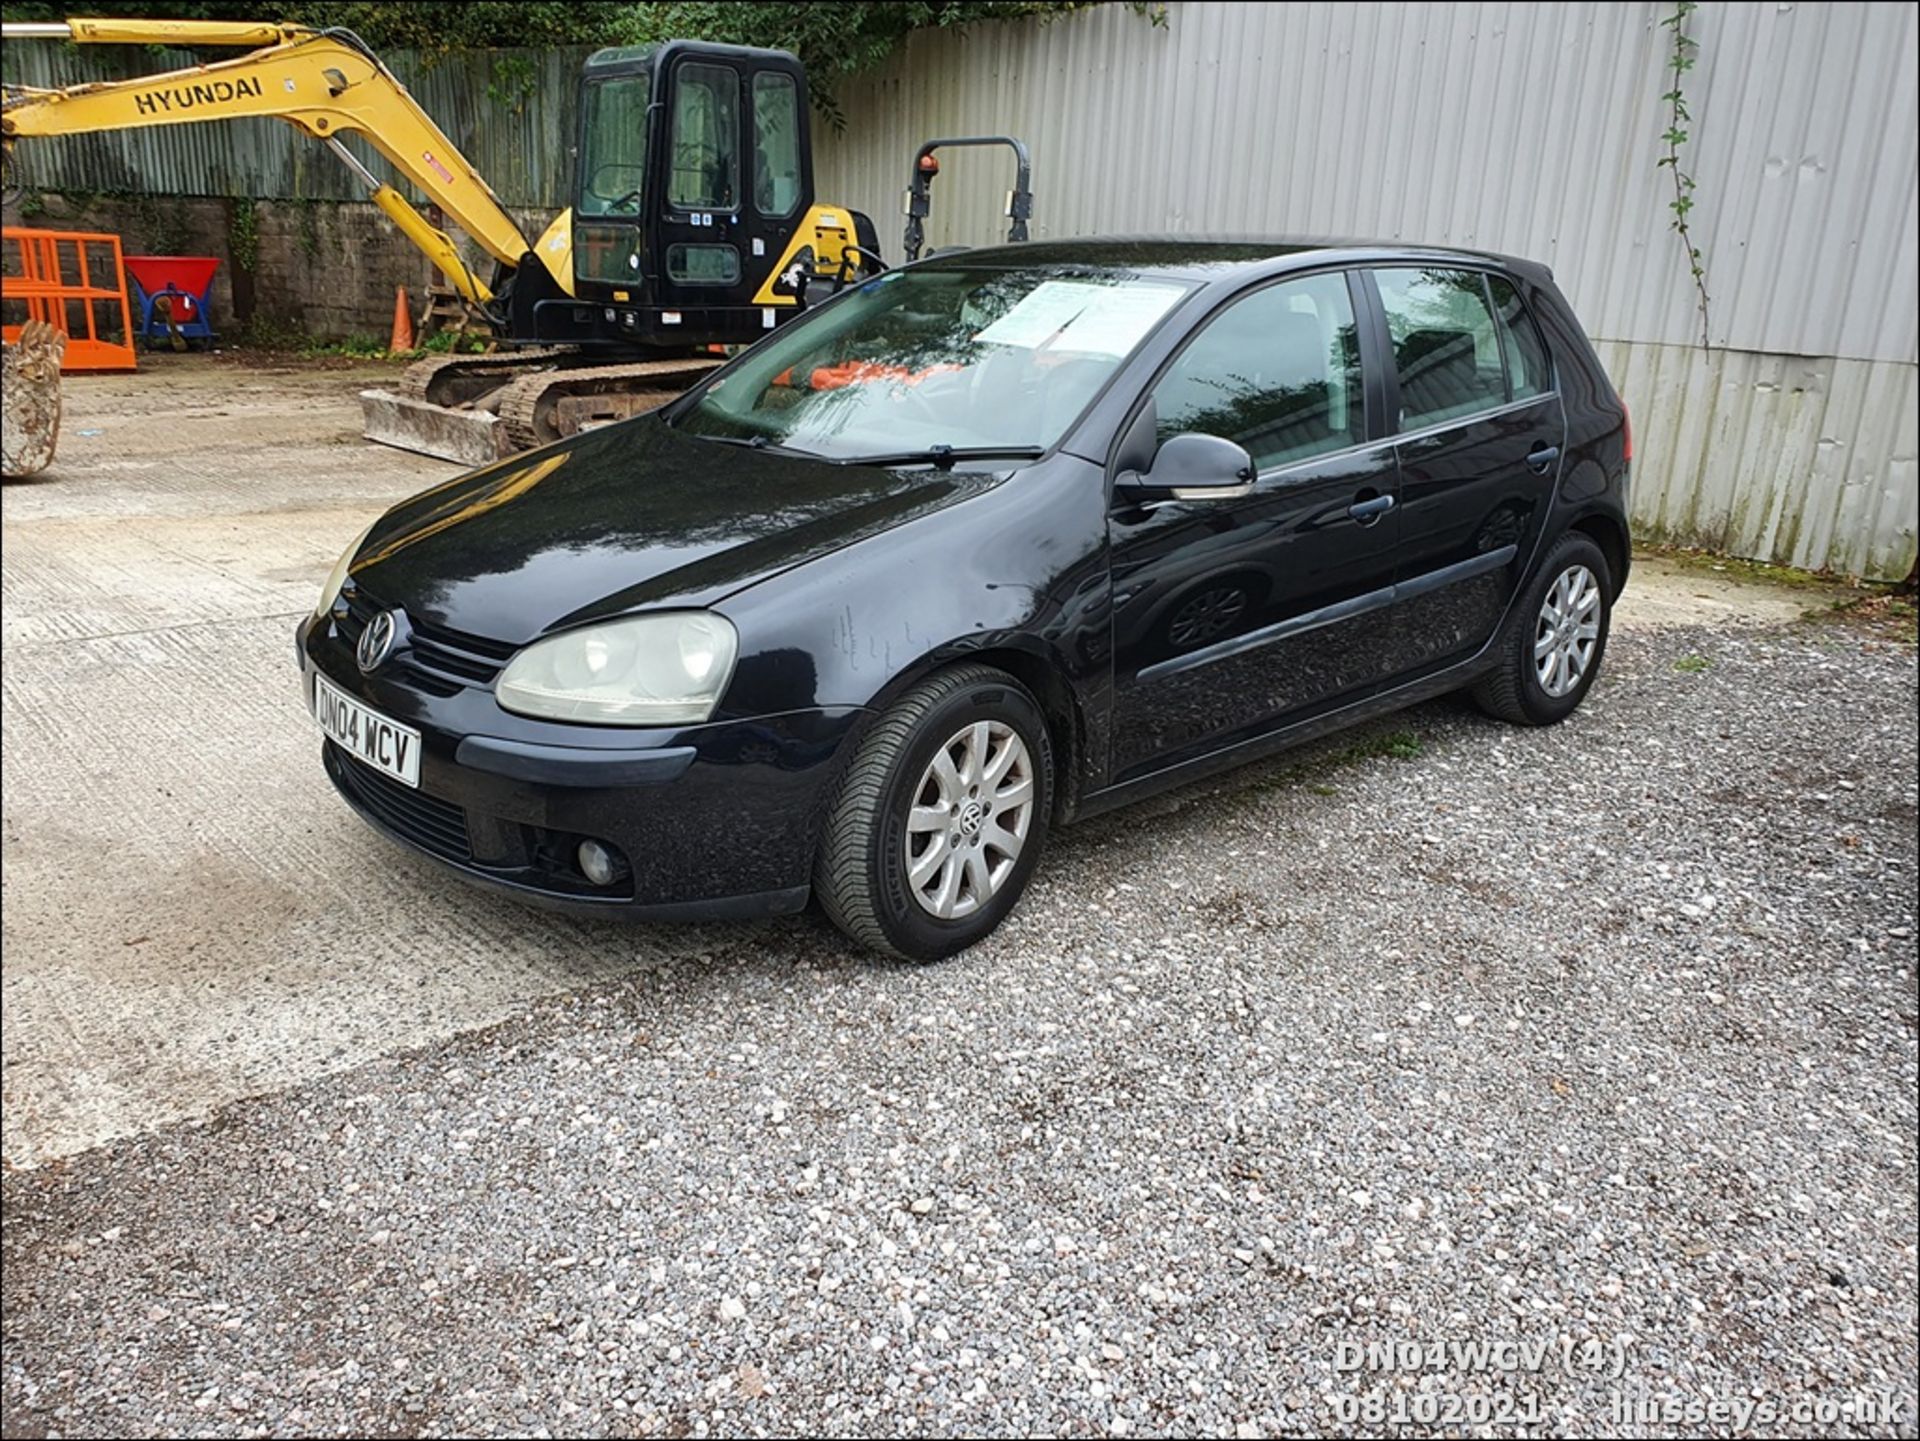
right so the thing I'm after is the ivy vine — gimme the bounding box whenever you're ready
[1658,0,1711,348]
[228,194,259,273]
[296,197,324,260]
[484,54,539,115]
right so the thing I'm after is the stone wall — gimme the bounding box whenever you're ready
[4,192,554,344]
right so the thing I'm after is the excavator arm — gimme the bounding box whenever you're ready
[0,17,574,307]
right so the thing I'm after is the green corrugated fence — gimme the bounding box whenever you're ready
[2,42,595,209]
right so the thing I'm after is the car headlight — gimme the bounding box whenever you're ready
[495,612,738,725]
[314,520,376,620]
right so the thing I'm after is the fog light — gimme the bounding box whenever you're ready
[577,839,619,887]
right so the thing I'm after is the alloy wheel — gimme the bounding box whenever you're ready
[1534,563,1601,698]
[904,720,1034,919]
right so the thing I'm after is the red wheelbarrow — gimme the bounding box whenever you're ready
[123,254,220,349]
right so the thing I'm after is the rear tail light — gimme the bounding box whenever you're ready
[1622,401,1633,463]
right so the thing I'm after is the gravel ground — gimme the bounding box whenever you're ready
[4,611,1916,1439]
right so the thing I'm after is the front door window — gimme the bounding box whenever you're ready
[1151,271,1363,470]
[752,72,803,219]
[669,63,740,211]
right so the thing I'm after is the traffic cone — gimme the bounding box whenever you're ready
[389,285,414,353]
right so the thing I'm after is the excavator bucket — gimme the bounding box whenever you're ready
[358,347,569,467]
[359,386,510,467]
[2,320,68,478]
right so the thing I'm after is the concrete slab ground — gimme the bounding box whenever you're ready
[0,356,1873,1168]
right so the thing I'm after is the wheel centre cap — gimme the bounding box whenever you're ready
[957,801,985,837]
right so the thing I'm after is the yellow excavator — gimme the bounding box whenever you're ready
[1,15,902,462]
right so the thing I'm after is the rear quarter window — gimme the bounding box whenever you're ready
[1488,275,1553,400]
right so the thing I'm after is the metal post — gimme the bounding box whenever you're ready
[900,136,1033,263]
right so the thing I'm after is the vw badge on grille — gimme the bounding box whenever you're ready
[356,609,401,673]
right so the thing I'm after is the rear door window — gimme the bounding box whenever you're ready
[1151,271,1365,471]
[1374,267,1509,430]
[669,63,740,210]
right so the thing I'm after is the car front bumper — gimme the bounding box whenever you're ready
[298,616,866,921]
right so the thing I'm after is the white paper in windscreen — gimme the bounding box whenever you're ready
[972,279,1186,358]
[971,280,1106,349]
[1050,283,1187,357]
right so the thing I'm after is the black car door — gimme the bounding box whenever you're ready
[1365,266,1566,676]
[1106,270,1402,784]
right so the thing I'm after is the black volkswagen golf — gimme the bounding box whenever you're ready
[300,239,1631,960]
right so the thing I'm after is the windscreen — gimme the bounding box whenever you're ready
[578,74,651,217]
[674,267,1193,460]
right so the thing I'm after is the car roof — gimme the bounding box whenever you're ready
[915,235,1551,287]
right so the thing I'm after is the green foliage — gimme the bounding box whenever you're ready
[131,192,195,255]
[610,3,1101,123]
[1657,0,1711,348]
[416,329,492,354]
[483,52,539,113]
[1672,654,1711,674]
[1251,728,1425,795]
[233,311,306,348]
[1352,730,1424,762]
[1651,543,1848,592]
[295,196,324,260]
[0,1,631,53]
[1,1,1106,119]
[300,331,389,358]
[227,194,259,271]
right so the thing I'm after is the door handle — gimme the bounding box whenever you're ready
[1348,493,1396,525]
[1526,444,1562,474]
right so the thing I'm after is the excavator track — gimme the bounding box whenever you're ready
[395,346,576,407]
[494,357,724,454]
[363,349,716,466]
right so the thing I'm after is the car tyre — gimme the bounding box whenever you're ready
[1472,531,1613,726]
[815,664,1053,961]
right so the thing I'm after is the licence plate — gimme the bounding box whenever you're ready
[312,671,421,788]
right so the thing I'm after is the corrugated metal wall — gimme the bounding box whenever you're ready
[5,4,1915,574]
[1,43,593,208]
[814,1,1918,577]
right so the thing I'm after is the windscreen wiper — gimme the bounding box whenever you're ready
[838,445,1045,471]
[689,433,811,458]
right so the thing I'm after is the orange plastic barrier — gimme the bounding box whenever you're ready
[1,227,138,372]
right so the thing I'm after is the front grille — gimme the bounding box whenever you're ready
[337,585,517,695]
[326,743,472,862]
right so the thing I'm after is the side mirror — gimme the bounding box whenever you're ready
[1119,432,1257,502]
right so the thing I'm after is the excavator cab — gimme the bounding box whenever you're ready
[510,40,843,351]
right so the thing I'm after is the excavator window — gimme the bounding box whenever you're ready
[752,72,803,219]
[580,73,652,217]
[668,63,740,211]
